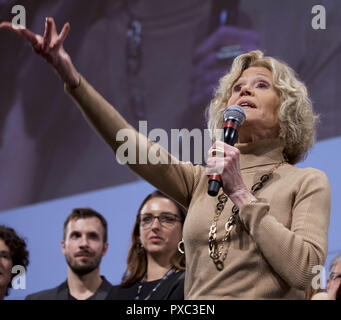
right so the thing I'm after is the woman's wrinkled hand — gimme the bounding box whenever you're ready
[0,17,80,88]
[206,140,256,207]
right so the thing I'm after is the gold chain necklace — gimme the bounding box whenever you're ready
[208,162,284,271]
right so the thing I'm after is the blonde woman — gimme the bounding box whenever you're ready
[0,18,330,299]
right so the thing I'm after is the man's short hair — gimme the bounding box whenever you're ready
[0,225,29,294]
[63,208,108,243]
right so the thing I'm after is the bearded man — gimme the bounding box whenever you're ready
[26,208,112,300]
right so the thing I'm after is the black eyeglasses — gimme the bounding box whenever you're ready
[139,212,182,229]
[330,272,341,281]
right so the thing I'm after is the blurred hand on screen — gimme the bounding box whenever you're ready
[189,25,260,125]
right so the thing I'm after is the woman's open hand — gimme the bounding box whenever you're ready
[0,17,80,88]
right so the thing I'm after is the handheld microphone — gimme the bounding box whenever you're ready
[207,105,246,197]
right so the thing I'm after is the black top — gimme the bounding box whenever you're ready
[25,276,112,300]
[107,270,185,300]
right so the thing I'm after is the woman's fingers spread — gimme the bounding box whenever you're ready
[0,21,22,30]
[20,28,40,47]
[0,21,43,50]
[32,34,44,53]
[56,22,70,47]
[49,17,57,35]
[0,21,11,29]
[48,17,58,48]
[43,18,52,51]
[0,21,26,38]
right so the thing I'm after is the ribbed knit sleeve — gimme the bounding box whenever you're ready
[238,168,331,290]
[65,75,200,208]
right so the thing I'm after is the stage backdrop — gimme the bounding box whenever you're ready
[0,0,340,211]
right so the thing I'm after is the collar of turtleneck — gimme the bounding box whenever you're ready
[235,137,286,170]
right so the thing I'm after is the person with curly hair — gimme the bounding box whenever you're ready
[0,225,29,300]
[0,18,331,299]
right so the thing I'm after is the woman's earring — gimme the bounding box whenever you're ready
[178,239,185,254]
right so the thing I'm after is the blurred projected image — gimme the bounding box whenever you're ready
[0,0,340,211]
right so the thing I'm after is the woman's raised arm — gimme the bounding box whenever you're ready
[1,17,198,208]
[0,17,80,88]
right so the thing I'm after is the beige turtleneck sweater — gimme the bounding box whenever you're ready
[66,76,331,299]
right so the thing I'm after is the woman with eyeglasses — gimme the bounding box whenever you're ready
[108,191,186,300]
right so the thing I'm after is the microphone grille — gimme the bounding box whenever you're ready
[224,105,246,125]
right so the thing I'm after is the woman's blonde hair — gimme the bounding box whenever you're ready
[207,50,318,164]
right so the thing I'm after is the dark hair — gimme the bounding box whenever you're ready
[336,283,341,301]
[63,208,108,243]
[0,225,29,295]
[120,191,186,287]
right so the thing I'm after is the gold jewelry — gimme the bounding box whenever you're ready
[208,162,284,271]
[178,239,185,254]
